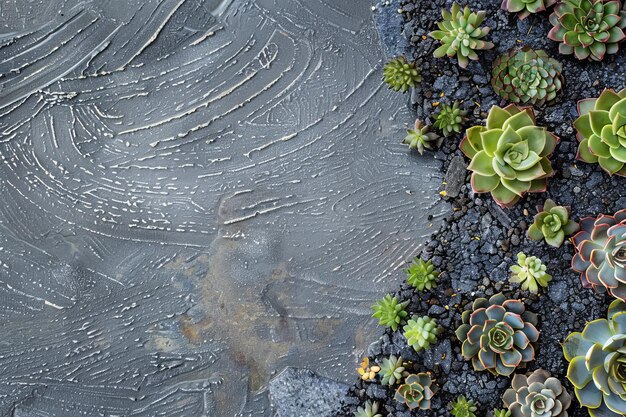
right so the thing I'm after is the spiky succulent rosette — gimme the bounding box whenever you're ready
[574,88,626,176]
[429,3,494,68]
[383,57,422,93]
[394,373,436,410]
[501,0,557,19]
[563,299,626,417]
[491,47,563,107]
[548,0,626,61]
[460,105,559,208]
[572,209,626,301]
[502,369,572,417]
[403,120,443,155]
[455,293,540,376]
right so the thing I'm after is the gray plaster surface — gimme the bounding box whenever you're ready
[0,0,445,414]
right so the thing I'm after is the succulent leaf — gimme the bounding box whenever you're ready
[572,209,626,301]
[501,0,557,19]
[575,88,626,176]
[379,355,406,386]
[354,400,382,417]
[405,258,439,290]
[548,0,626,61]
[383,57,422,93]
[403,120,443,155]
[461,105,558,208]
[491,47,563,106]
[456,293,539,376]
[429,3,494,68]
[403,315,441,352]
[510,252,552,293]
[563,301,626,417]
[372,294,409,331]
[434,101,468,137]
[394,373,437,410]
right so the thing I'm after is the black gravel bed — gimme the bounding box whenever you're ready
[340,0,626,416]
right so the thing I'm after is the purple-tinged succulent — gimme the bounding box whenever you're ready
[572,209,626,301]
[394,373,437,410]
[455,293,539,376]
[501,0,557,19]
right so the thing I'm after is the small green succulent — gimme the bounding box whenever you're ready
[510,252,552,294]
[491,47,563,107]
[403,315,441,352]
[456,293,539,376]
[451,395,478,417]
[574,88,626,176]
[563,299,626,417]
[527,199,579,247]
[394,373,436,410]
[501,0,557,19]
[354,401,382,417]
[372,294,409,331]
[403,119,443,155]
[460,104,558,208]
[379,355,406,386]
[429,3,494,68]
[383,57,422,93]
[502,369,571,417]
[405,258,439,290]
[494,409,512,417]
[434,101,468,137]
[548,0,626,61]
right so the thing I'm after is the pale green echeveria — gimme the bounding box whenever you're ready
[429,3,494,68]
[379,355,405,386]
[403,315,441,352]
[461,104,558,208]
[403,119,443,155]
[354,400,382,417]
[501,0,557,20]
[502,369,571,417]
[563,299,626,417]
[510,252,552,294]
[372,294,408,331]
[575,88,626,176]
[527,199,579,247]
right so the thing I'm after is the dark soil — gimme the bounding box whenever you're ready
[341,0,626,416]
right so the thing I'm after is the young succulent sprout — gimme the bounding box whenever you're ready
[354,400,382,417]
[451,395,478,417]
[383,57,422,93]
[371,294,408,331]
[434,101,468,137]
[548,0,626,61]
[527,199,579,247]
[460,104,559,208]
[491,47,563,107]
[405,258,439,290]
[493,409,511,417]
[455,293,539,376]
[502,369,571,417]
[510,252,552,294]
[563,299,626,417]
[429,3,494,68]
[403,120,443,155]
[572,209,626,301]
[501,0,557,19]
[379,355,406,386]
[403,315,441,352]
[357,357,380,381]
[574,88,626,176]
[394,373,437,410]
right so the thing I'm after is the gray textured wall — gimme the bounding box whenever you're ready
[0,0,443,414]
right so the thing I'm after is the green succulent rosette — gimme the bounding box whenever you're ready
[527,199,579,247]
[403,315,441,352]
[455,293,539,376]
[502,369,572,417]
[405,258,439,290]
[403,120,442,155]
[394,373,436,410]
[429,3,494,68]
[548,0,626,61]
[372,294,408,331]
[460,104,558,208]
[451,395,478,417]
[501,0,557,19]
[491,47,563,107]
[575,88,626,176]
[563,299,626,417]
[510,252,553,294]
[383,57,422,93]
